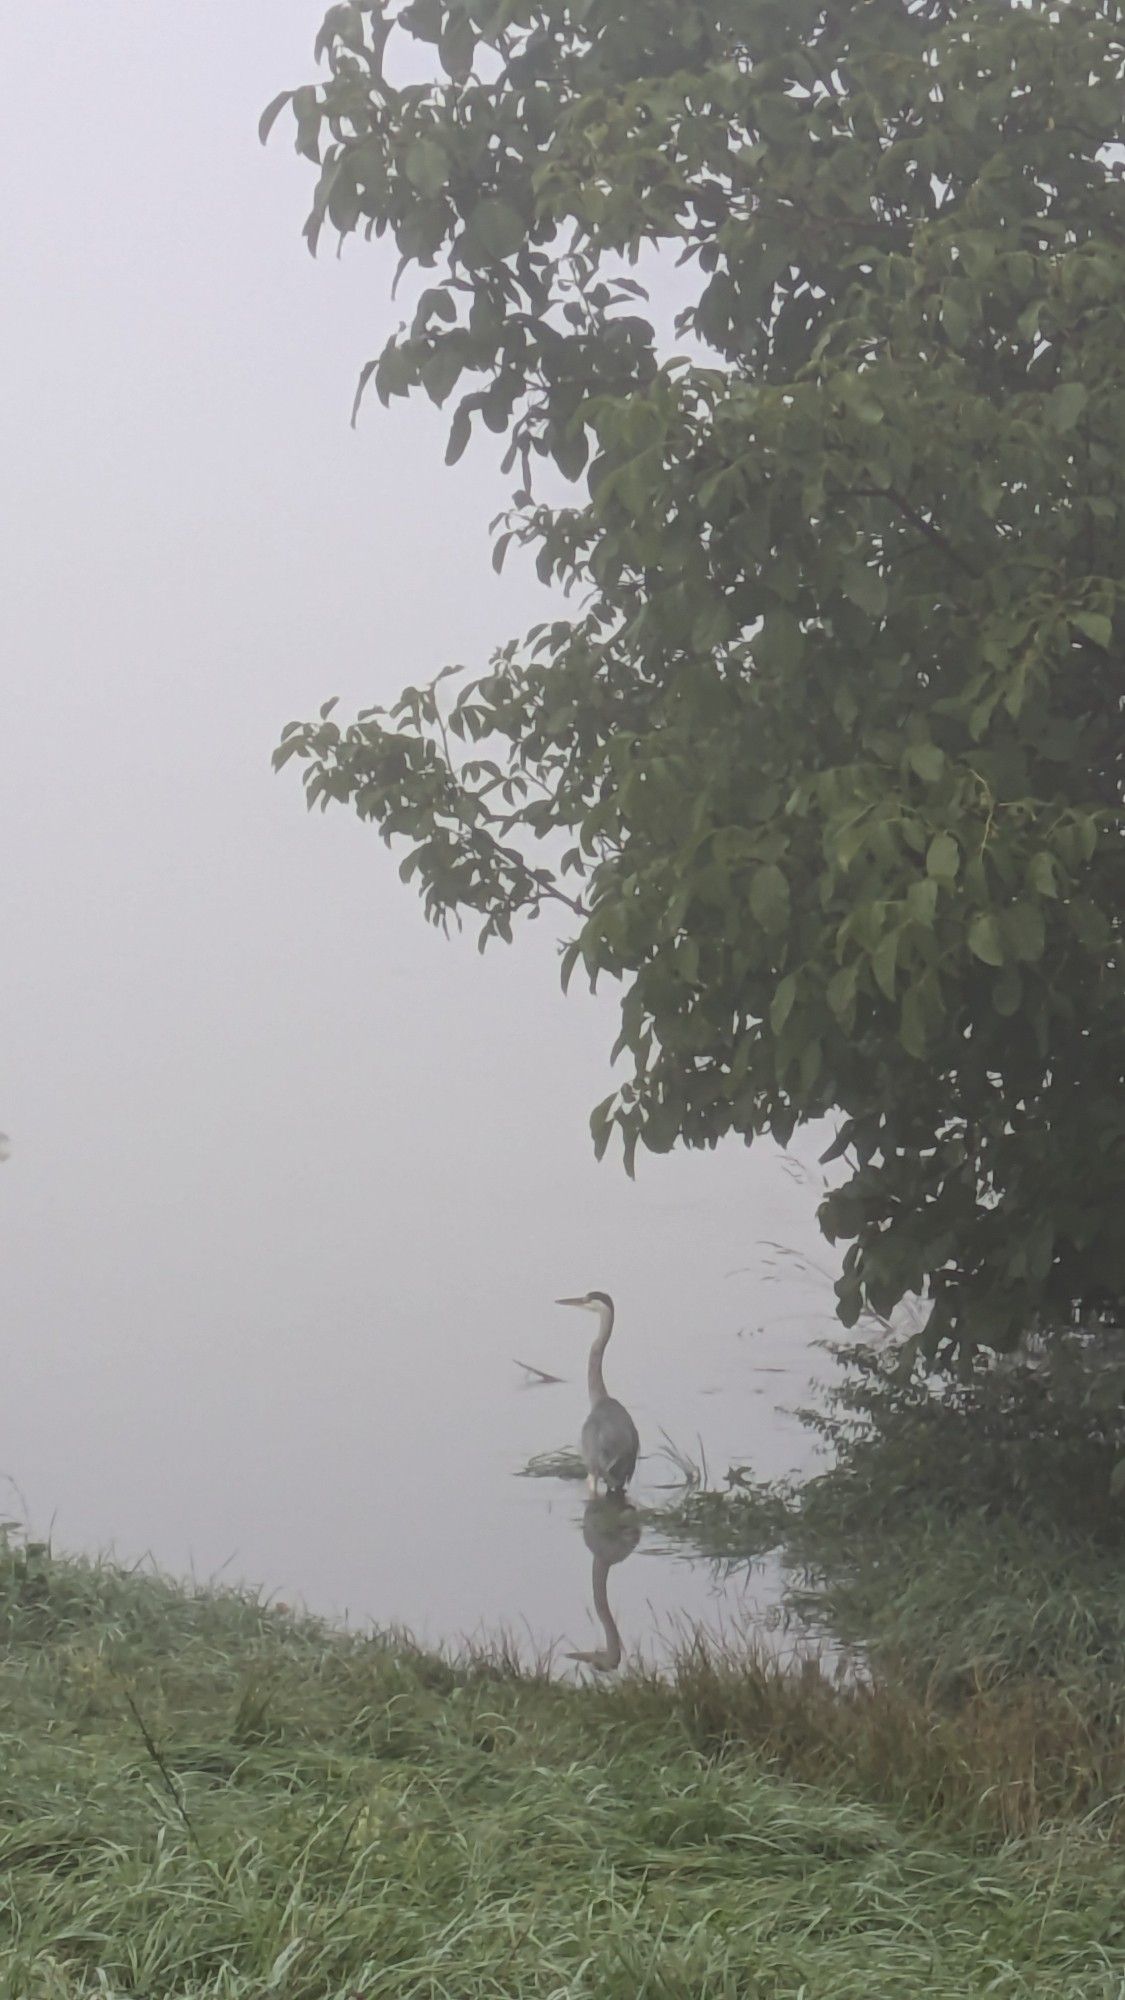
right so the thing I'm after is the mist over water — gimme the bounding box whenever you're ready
[1,3,840,1662]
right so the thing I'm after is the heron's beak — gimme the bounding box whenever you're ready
[556,1296,585,1308]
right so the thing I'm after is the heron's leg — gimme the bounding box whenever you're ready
[586,1474,598,1496]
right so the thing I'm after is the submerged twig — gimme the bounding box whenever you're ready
[513,1358,565,1387]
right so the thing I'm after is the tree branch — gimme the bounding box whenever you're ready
[847,484,980,576]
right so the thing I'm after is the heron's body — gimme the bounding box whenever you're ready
[581,1399,639,1495]
[556,1290,639,1495]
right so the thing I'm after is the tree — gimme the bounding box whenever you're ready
[265,0,1125,1367]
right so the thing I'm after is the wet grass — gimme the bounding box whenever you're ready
[4,1534,1125,1996]
[10,1333,1125,1994]
[634,1335,1125,1846]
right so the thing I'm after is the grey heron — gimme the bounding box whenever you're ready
[568,1494,641,1672]
[555,1290,640,1495]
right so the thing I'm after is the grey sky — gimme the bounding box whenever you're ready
[1,4,834,1642]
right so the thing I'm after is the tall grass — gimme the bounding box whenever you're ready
[4,1534,1125,1998]
[619,1329,1125,1851]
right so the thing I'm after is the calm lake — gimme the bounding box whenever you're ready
[1,986,838,1669]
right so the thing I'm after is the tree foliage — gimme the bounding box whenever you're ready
[267,0,1125,1365]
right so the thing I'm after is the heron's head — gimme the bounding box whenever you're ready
[556,1289,614,1316]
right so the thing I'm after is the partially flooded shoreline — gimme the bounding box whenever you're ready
[9,1336,1125,1991]
[4,1509,1125,1999]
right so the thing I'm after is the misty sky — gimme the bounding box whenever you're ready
[1,5,836,1639]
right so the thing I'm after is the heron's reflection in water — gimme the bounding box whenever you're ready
[567,1493,641,1672]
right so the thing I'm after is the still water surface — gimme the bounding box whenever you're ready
[2,1115,839,1670]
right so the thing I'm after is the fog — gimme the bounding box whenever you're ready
[1,4,837,1656]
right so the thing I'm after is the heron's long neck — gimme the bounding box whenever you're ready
[570,1555,622,1671]
[587,1301,614,1405]
[590,1554,622,1668]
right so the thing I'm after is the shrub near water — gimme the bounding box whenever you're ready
[3,1531,1125,1998]
[785,1334,1125,1688]
[641,1332,1125,1840]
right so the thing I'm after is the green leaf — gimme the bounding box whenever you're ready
[827,962,858,1023]
[926,833,960,882]
[840,558,887,619]
[422,346,463,406]
[1075,815,1099,862]
[552,427,589,482]
[589,1094,615,1163]
[676,936,700,984]
[906,878,939,926]
[259,91,293,146]
[1003,900,1046,964]
[967,912,1004,966]
[835,1277,863,1329]
[350,358,377,429]
[439,10,476,79]
[403,139,448,197]
[1111,1459,1125,1502]
[316,3,364,57]
[906,743,945,785]
[871,930,899,1002]
[401,0,442,40]
[770,973,798,1035]
[1027,851,1058,899]
[750,864,790,934]
[560,941,582,994]
[465,198,525,262]
[941,294,970,349]
[291,85,321,164]
[1046,382,1088,432]
[755,613,802,675]
[1072,610,1112,648]
[445,402,473,465]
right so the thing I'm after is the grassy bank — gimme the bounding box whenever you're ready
[4,1534,1125,1998]
[645,1336,1125,1833]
